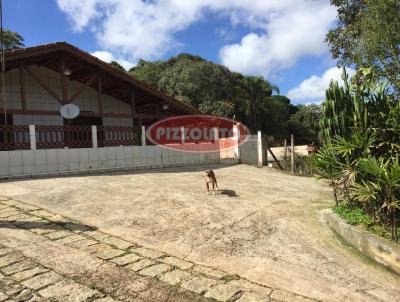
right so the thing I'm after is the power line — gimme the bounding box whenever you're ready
[0,0,6,125]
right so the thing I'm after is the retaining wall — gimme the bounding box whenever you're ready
[323,209,400,275]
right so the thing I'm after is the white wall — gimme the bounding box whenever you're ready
[0,145,228,178]
[3,69,21,110]
[239,138,258,165]
[102,94,131,114]
[1,65,133,118]
[24,66,61,111]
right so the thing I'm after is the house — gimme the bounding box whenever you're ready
[0,42,200,150]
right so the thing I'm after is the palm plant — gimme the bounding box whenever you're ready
[318,131,376,204]
[352,157,400,241]
[313,145,342,205]
[316,66,400,242]
[238,76,279,133]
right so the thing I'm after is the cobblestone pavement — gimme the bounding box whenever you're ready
[0,196,315,302]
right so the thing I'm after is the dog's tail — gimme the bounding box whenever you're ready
[214,178,219,189]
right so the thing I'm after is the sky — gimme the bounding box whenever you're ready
[6,0,354,105]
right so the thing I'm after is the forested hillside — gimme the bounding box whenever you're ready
[128,54,319,144]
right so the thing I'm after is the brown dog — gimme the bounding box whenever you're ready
[205,170,218,195]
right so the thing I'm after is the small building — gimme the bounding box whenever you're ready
[0,42,199,150]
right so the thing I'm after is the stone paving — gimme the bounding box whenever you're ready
[0,196,316,302]
[0,243,117,302]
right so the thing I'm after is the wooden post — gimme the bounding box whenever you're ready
[283,138,287,169]
[23,66,63,104]
[97,76,103,114]
[68,75,96,103]
[19,65,26,112]
[60,57,68,104]
[291,134,294,174]
[130,86,136,128]
[267,146,283,170]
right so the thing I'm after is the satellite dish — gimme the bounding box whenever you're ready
[60,104,80,119]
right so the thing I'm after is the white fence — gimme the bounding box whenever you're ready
[0,144,236,179]
[0,130,278,179]
[268,145,309,161]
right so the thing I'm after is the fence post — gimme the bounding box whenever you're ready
[181,126,185,144]
[29,125,36,150]
[284,139,287,159]
[291,134,294,173]
[91,125,98,148]
[283,139,287,169]
[257,130,264,167]
[141,126,146,146]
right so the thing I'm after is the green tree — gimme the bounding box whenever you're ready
[253,95,290,141]
[109,61,125,71]
[288,104,322,144]
[2,29,24,50]
[130,59,168,88]
[157,54,237,111]
[327,0,400,90]
[129,52,295,138]
[236,75,279,133]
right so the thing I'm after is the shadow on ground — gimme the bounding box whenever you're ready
[0,163,236,184]
[219,189,239,197]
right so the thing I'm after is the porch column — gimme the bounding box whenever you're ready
[29,125,36,150]
[91,125,98,148]
[212,127,219,142]
[181,126,185,144]
[141,126,146,146]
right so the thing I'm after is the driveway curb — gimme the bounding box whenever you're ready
[323,208,400,275]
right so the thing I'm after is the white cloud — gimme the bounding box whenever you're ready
[216,27,236,43]
[56,0,100,31]
[219,2,336,75]
[92,50,135,70]
[287,67,356,104]
[56,0,337,76]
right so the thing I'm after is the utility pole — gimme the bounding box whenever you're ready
[0,0,6,125]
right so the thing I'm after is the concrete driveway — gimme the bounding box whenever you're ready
[0,164,399,301]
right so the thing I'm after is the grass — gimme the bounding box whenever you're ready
[333,204,399,243]
[333,205,373,226]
